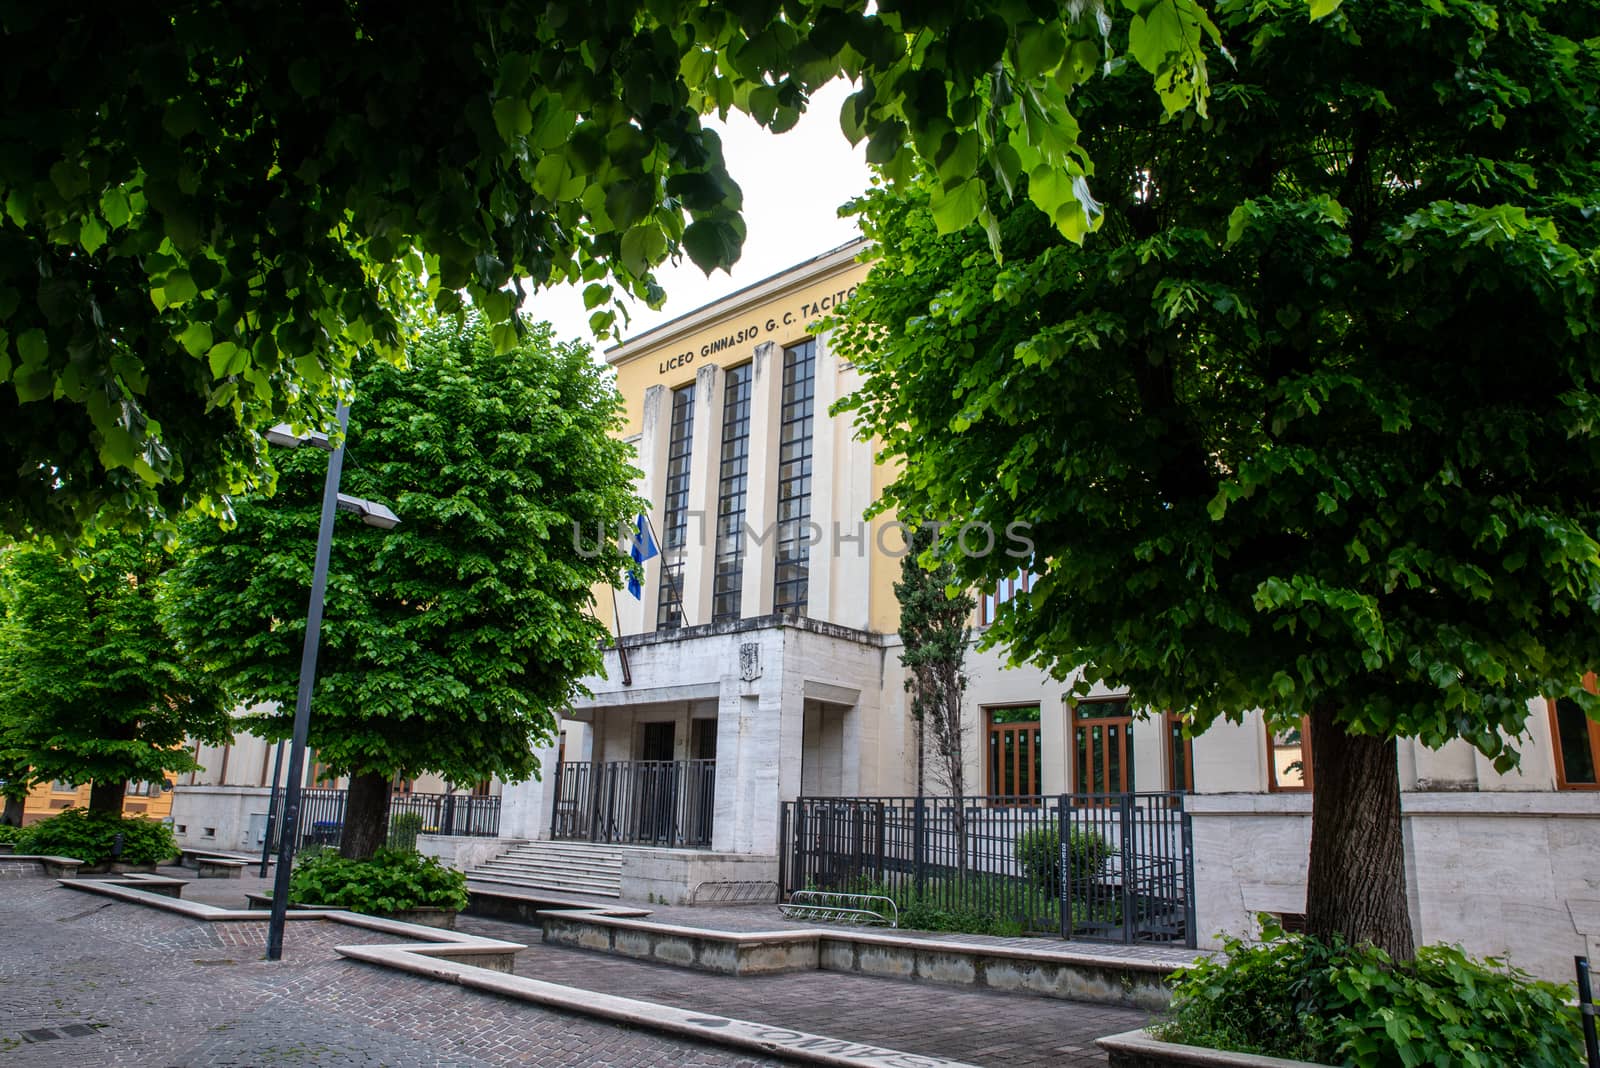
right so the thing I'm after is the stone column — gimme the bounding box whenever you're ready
[711,629,797,855]
[740,342,782,618]
[680,362,723,629]
[806,332,839,623]
[498,732,561,840]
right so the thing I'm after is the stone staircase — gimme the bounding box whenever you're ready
[465,840,623,898]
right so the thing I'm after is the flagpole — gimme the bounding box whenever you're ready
[643,511,689,628]
[608,586,632,686]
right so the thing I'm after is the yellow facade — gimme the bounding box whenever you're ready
[603,240,909,634]
[20,777,176,826]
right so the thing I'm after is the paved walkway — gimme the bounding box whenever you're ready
[0,877,780,1067]
[457,914,1147,1067]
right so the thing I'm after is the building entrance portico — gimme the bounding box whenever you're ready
[494,614,888,902]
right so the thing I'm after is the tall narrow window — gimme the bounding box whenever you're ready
[713,363,753,622]
[1551,696,1600,789]
[657,383,695,630]
[979,568,1034,626]
[987,705,1042,802]
[1266,716,1313,791]
[1074,698,1134,795]
[1167,711,1195,793]
[773,339,816,615]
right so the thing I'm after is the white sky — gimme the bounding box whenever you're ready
[524,80,870,351]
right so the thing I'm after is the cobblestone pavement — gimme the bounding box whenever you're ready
[0,878,782,1067]
[458,915,1150,1068]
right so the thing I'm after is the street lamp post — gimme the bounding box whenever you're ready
[262,402,399,962]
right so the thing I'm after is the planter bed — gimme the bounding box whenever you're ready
[245,891,457,928]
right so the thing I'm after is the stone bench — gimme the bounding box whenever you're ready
[196,857,248,879]
[1,855,83,879]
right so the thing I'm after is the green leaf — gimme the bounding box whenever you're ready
[682,219,742,273]
[178,322,213,358]
[493,98,534,141]
[162,269,197,306]
[206,341,241,379]
[78,214,108,254]
[1308,0,1342,20]
[930,177,986,235]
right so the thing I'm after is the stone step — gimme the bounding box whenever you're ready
[500,844,623,862]
[467,871,622,898]
[474,857,620,876]
[469,859,621,882]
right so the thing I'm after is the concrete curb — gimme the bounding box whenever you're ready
[339,942,978,1068]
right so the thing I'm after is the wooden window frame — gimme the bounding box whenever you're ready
[1550,673,1600,790]
[1072,697,1134,796]
[985,704,1043,802]
[977,569,1033,627]
[1266,716,1313,792]
[1166,711,1195,793]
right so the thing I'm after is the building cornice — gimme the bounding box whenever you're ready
[604,239,870,368]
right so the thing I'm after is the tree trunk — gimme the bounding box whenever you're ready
[1,795,24,827]
[1304,701,1416,959]
[88,780,126,816]
[339,771,392,861]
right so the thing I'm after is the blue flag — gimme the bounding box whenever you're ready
[626,514,658,599]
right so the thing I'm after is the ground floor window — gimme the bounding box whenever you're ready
[1550,695,1600,789]
[986,705,1041,800]
[1074,698,1133,794]
[1166,712,1195,793]
[1266,716,1313,791]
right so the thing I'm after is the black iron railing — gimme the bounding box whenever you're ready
[779,792,1194,946]
[265,788,501,853]
[551,760,715,848]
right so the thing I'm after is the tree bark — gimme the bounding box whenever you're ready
[1304,700,1416,959]
[1,795,24,827]
[88,780,126,816]
[339,771,392,861]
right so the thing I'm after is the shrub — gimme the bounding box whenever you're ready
[387,811,424,851]
[0,824,20,844]
[13,808,177,864]
[1153,920,1584,1067]
[1015,825,1116,898]
[288,847,468,914]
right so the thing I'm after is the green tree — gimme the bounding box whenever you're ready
[0,534,232,814]
[895,525,976,801]
[835,0,1600,958]
[163,317,638,860]
[0,0,1227,540]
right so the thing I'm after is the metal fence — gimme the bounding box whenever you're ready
[779,792,1194,946]
[551,760,715,848]
[265,788,502,853]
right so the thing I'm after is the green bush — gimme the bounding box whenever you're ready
[1015,825,1116,898]
[1153,920,1584,1067]
[13,808,177,864]
[0,824,20,843]
[288,847,468,914]
[387,811,424,851]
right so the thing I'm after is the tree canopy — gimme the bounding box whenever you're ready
[0,0,1230,539]
[0,532,232,813]
[162,316,639,855]
[836,0,1600,955]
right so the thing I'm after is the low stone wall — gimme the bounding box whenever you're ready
[539,910,1179,1007]
[418,834,521,873]
[2,855,82,878]
[541,913,818,975]
[820,934,1172,1009]
[1189,790,1600,981]
[617,848,779,906]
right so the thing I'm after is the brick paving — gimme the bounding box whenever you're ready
[458,915,1150,1067]
[0,877,782,1067]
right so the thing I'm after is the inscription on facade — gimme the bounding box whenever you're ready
[656,285,858,376]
